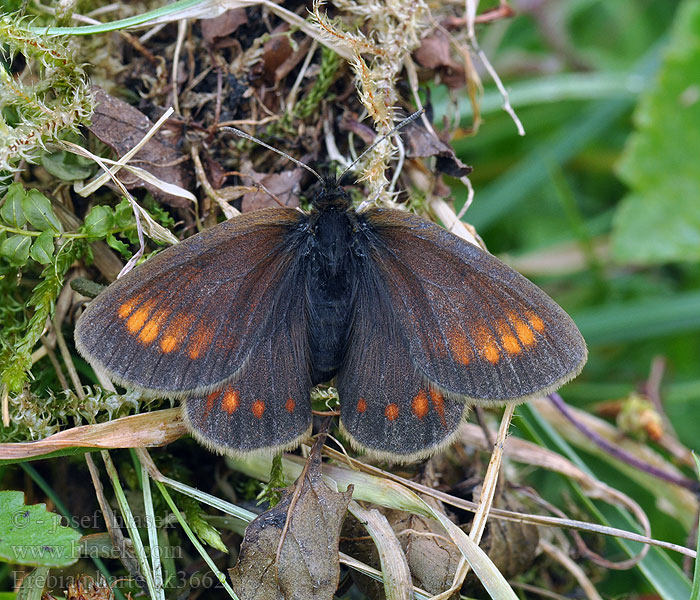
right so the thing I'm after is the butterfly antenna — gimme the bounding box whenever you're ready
[221,126,325,184]
[339,109,425,182]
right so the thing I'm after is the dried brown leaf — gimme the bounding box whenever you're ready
[229,445,352,600]
[402,122,472,177]
[88,89,192,208]
[241,169,302,211]
[200,8,248,45]
[0,408,185,461]
[414,30,465,90]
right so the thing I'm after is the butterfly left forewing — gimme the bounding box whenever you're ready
[359,208,587,404]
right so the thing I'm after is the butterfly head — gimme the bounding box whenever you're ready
[311,176,352,212]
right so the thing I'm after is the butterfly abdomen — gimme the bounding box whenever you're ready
[305,207,360,383]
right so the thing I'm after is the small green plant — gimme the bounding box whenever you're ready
[0,13,94,179]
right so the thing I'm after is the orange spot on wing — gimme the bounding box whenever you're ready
[138,310,170,345]
[483,345,500,363]
[118,296,141,319]
[251,399,265,419]
[527,312,545,332]
[446,328,471,365]
[285,397,296,413]
[357,398,367,413]
[221,389,240,414]
[476,325,500,364]
[497,320,522,355]
[509,312,536,347]
[125,299,156,334]
[203,390,221,419]
[502,335,521,354]
[385,403,399,421]
[412,390,429,419]
[160,314,195,353]
[188,322,216,359]
[429,388,447,427]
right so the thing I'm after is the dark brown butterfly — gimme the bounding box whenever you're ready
[75,189,586,462]
[75,121,587,462]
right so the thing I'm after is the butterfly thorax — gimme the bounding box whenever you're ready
[305,203,358,384]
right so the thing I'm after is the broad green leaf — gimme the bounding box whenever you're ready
[29,231,55,264]
[113,198,134,229]
[21,190,62,233]
[1,234,32,265]
[1,182,27,227]
[41,149,94,181]
[614,0,700,263]
[0,491,81,567]
[83,205,113,238]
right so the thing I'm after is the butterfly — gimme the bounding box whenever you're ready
[75,123,587,462]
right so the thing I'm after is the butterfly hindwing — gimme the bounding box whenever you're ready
[337,266,468,461]
[359,208,587,404]
[184,273,312,455]
[75,208,306,396]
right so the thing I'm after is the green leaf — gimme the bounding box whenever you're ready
[0,490,81,567]
[29,231,55,264]
[614,0,700,263]
[106,232,130,257]
[113,198,134,229]
[21,190,62,233]
[83,205,114,238]
[41,149,94,181]
[1,182,27,227]
[16,566,50,600]
[181,495,227,553]
[1,234,32,266]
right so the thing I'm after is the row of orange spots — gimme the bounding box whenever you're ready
[352,388,446,424]
[118,295,206,357]
[468,310,547,364]
[203,388,276,420]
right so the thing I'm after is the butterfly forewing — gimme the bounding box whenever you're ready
[184,265,312,455]
[337,265,468,462]
[75,208,306,396]
[360,208,587,404]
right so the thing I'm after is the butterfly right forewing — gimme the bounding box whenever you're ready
[358,208,587,404]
